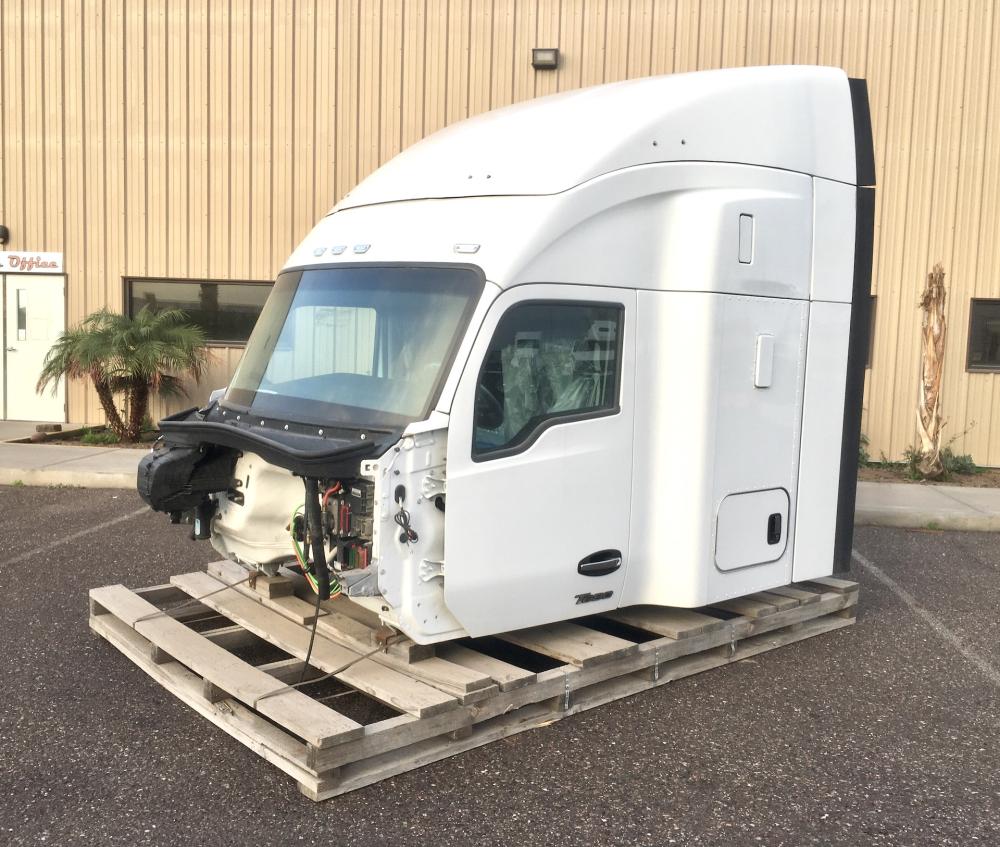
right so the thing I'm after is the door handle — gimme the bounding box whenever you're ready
[577,549,623,577]
[4,347,15,352]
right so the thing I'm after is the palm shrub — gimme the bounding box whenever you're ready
[37,306,208,442]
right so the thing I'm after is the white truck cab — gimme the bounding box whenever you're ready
[139,65,876,645]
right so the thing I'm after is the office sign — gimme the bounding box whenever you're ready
[0,251,64,273]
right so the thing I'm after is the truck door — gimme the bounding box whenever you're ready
[444,284,636,636]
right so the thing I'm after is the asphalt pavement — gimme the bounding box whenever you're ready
[1,485,999,846]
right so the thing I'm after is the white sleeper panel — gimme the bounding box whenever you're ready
[792,301,851,581]
[811,178,856,303]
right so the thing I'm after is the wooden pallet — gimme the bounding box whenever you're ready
[88,562,858,800]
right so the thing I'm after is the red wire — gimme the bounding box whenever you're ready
[321,483,342,508]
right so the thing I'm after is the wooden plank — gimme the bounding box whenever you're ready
[253,575,294,599]
[606,606,728,639]
[755,592,800,612]
[206,561,492,699]
[765,585,820,605]
[710,596,779,619]
[307,709,475,772]
[210,560,402,652]
[314,591,861,775]
[308,613,856,800]
[437,644,537,691]
[89,611,320,794]
[247,591,325,626]
[800,577,859,595]
[499,622,636,668]
[89,584,362,749]
[171,573,457,719]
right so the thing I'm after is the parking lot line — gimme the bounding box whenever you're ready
[853,547,1000,688]
[0,506,148,569]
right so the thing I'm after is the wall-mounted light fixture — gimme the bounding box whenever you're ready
[531,48,560,70]
[0,225,8,245]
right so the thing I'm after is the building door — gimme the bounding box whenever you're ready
[2,275,66,421]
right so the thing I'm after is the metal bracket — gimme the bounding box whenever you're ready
[652,646,660,681]
[563,672,571,711]
[421,473,446,498]
[418,559,444,582]
[373,625,399,652]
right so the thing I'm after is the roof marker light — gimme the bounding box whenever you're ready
[353,244,370,254]
[330,245,347,255]
[454,243,480,254]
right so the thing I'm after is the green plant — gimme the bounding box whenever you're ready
[941,447,977,475]
[875,451,895,470]
[80,427,121,445]
[37,306,207,442]
[858,432,871,467]
[902,445,923,479]
[11,480,24,487]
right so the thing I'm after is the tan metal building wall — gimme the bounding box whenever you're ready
[2,1,1000,462]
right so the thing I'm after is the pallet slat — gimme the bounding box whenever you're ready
[756,591,800,611]
[209,559,432,663]
[764,585,820,605]
[437,643,537,690]
[800,576,859,595]
[204,562,495,701]
[499,622,636,667]
[710,595,778,619]
[89,584,363,748]
[170,572,458,718]
[605,606,729,639]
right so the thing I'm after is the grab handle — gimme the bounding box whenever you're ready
[577,549,623,577]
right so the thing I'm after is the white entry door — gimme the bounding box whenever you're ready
[3,275,66,421]
[444,283,636,636]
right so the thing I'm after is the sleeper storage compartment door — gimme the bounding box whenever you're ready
[715,489,790,571]
[444,283,636,637]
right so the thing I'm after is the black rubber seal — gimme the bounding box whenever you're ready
[833,186,876,574]
[848,78,877,187]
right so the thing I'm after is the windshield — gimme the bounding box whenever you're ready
[224,266,484,428]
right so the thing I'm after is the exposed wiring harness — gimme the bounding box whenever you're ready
[321,482,342,508]
[289,496,343,600]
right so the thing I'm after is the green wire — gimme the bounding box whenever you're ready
[290,503,342,597]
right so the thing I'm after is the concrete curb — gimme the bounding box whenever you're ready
[0,468,137,489]
[855,509,1000,532]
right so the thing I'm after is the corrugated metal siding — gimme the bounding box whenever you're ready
[3,1,1000,462]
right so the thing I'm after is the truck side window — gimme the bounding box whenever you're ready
[472,302,623,459]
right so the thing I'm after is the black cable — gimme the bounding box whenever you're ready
[298,586,324,685]
[304,478,331,599]
[394,507,418,544]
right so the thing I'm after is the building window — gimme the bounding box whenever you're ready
[968,299,1000,371]
[867,294,876,368]
[125,278,271,344]
[473,302,623,459]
